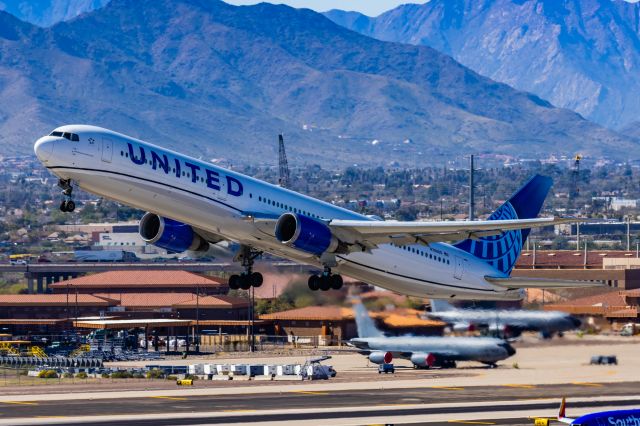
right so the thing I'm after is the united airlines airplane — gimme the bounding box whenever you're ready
[34,125,597,300]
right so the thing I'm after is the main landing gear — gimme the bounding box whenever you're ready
[228,245,263,291]
[308,266,343,291]
[58,179,75,212]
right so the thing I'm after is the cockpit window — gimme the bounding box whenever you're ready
[53,132,80,141]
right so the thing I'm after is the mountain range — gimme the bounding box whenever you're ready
[0,0,109,27]
[0,0,636,166]
[326,0,640,131]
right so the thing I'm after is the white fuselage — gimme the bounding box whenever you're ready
[34,125,524,300]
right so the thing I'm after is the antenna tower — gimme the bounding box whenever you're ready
[278,134,290,188]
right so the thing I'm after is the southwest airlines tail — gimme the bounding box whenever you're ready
[353,302,383,338]
[454,174,553,275]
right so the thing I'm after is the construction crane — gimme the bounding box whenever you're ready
[568,154,582,210]
[278,134,290,189]
[569,154,582,198]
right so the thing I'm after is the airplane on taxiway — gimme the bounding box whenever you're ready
[349,302,515,369]
[533,398,640,426]
[426,299,582,339]
[34,125,601,299]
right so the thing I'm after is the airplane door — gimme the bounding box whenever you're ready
[101,138,113,163]
[454,256,465,280]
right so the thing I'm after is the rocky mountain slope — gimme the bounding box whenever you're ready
[326,0,640,130]
[0,0,635,166]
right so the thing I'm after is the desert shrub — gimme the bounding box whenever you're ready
[146,369,164,379]
[101,372,110,379]
[184,374,198,381]
[132,372,145,379]
[76,372,88,379]
[63,372,74,378]
[110,370,133,379]
[166,375,177,381]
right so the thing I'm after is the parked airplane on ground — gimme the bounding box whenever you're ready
[426,300,581,339]
[533,398,640,426]
[34,125,599,299]
[349,302,515,368]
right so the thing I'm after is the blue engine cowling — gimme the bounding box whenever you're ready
[274,212,338,256]
[139,213,209,253]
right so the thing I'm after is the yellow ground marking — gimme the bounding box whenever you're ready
[1,401,38,405]
[431,386,465,390]
[572,382,603,387]
[290,390,329,395]
[504,384,537,389]
[149,396,188,401]
[448,420,496,425]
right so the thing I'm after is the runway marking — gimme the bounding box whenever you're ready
[504,384,536,389]
[448,421,496,425]
[1,401,38,405]
[149,396,188,401]
[572,382,603,387]
[290,391,329,395]
[431,386,465,390]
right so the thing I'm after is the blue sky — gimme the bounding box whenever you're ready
[224,0,429,16]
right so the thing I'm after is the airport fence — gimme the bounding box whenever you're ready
[198,334,342,352]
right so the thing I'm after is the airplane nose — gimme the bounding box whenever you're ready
[34,136,55,162]
[501,342,516,356]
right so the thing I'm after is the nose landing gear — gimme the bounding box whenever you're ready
[308,266,343,291]
[58,179,75,212]
[228,245,263,290]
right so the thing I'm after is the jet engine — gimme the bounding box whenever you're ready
[275,212,339,256]
[139,213,208,253]
[368,351,393,365]
[410,353,437,369]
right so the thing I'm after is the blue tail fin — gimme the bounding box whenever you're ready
[353,303,383,338]
[454,174,553,275]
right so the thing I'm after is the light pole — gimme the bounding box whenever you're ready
[195,284,200,353]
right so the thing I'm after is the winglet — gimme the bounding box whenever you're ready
[558,397,566,420]
[557,397,575,424]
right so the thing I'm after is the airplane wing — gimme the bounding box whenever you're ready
[486,276,605,289]
[328,217,577,249]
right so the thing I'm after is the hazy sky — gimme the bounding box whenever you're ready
[224,0,429,16]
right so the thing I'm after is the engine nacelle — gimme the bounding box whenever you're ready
[410,352,437,368]
[139,213,208,253]
[368,351,393,365]
[275,212,339,256]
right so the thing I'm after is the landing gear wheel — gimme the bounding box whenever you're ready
[65,200,75,212]
[308,275,320,291]
[250,272,263,288]
[330,274,343,290]
[319,275,331,291]
[239,274,252,290]
[59,200,68,212]
[229,275,240,290]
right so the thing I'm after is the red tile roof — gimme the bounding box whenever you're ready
[49,270,225,288]
[94,292,248,308]
[260,306,353,321]
[545,290,632,315]
[0,294,115,307]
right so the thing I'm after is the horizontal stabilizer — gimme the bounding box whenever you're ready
[486,276,605,289]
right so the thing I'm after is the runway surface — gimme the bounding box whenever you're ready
[1,381,638,425]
